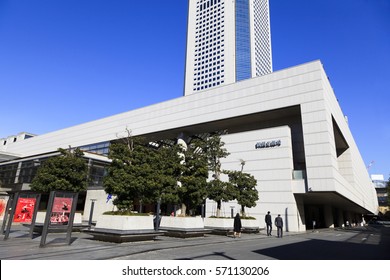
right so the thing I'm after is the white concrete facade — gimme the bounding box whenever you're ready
[0,60,378,231]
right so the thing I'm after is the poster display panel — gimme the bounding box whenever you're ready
[0,197,7,218]
[39,191,78,247]
[13,197,36,223]
[50,197,73,225]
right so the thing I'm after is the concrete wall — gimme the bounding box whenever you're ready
[206,125,305,232]
[83,189,117,222]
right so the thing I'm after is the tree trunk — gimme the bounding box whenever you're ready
[241,205,245,217]
[216,200,222,217]
[180,203,187,216]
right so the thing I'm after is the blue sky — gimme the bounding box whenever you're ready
[0,0,389,178]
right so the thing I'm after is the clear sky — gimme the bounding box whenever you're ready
[0,0,389,178]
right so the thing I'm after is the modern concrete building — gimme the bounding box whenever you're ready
[371,174,389,214]
[184,0,272,96]
[0,132,36,161]
[0,61,378,231]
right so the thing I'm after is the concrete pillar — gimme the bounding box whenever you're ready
[14,162,22,184]
[337,210,344,228]
[177,133,188,216]
[295,196,306,232]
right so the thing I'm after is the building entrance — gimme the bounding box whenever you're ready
[304,205,325,230]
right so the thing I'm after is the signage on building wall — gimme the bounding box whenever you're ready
[255,140,281,149]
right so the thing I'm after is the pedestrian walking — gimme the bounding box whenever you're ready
[275,214,283,238]
[265,211,272,236]
[233,213,242,238]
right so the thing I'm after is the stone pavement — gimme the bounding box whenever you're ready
[1,224,389,260]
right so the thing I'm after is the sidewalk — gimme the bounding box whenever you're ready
[0,224,300,260]
[1,224,389,260]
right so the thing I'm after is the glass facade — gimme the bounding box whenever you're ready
[192,0,225,92]
[79,141,110,156]
[18,159,47,184]
[0,156,108,189]
[88,160,107,187]
[186,0,271,95]
[0,163,19,185]
[235,0,251,81]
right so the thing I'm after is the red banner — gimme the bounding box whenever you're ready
[50,197,73,225]
[13,197,36,223]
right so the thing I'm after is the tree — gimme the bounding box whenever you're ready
[103,135,183,212]
[177,138,209,216]
[153,143,184,207]
[227,160,258,217]
[202,133,236,217]
[30,147,88,193]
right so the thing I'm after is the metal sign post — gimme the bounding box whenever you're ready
[1,193,13,235]
[3,191,42,240]
[3,192,18,240]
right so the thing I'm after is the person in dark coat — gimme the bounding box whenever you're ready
[233,213,242,238]
[274,214,283,238]
[265,211,272,236]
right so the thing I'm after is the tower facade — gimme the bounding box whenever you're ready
[184,0,272,96]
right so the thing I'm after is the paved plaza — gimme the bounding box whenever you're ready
[0,224,389,260]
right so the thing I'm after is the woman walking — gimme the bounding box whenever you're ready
[233,213,242,238]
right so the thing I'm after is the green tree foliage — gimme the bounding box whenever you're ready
[103,137,183,212]
[154,144,184,205]
[30,148,88,193]
[227,169,258,216]
[201,133,236,216]
[178,138,209,215]
[103,130,259,217]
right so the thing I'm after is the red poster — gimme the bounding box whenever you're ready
[50,197,73,225]
[13,197,36,223]
[0,199,6,217]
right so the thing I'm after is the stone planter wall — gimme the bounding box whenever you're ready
[95,215,154,231]
[204,218,233,229]
[242,219,259,229]
[160,216,204,229]
[204,217,259,234]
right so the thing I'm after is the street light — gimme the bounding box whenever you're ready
[230,206,235,218]
[88,199,97,228]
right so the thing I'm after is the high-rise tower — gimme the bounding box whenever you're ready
[184,0,272,96]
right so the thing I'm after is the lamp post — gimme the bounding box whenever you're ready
[230,206,235,218]
[88,199,97,228]
[155,198,161,231]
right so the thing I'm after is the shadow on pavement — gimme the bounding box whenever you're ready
[254,227,390,260]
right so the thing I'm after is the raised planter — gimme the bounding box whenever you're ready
[95,214,154,231]
[241,219,260,233]
[159,216,209,238]
[204,217,233,236]
[84,214,164,243]
[204,217,260,234]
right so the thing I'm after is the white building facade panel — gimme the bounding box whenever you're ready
[1,61,378,231]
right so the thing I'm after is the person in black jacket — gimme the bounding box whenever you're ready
[233,213,242,238]
[265,211,272,236]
